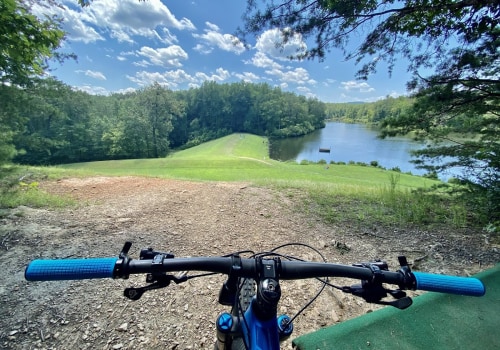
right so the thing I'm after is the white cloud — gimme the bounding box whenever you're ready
[133,60,151,68]
[162,28,179,45]
[163,69,199,85]
[205,22,220,32]
[136,46,188,67]
[119,50,136,56]
[106,0,195,31]
[74,85,109,95]
[115,87,137,94]
[234,72,261,83]
[387,91,402,98]
[246,46,316,88]
[32,1,104,43]
[127,67,231,89]
[195,68,230,82]
[265,67,316,85]
[35,0,195,45]
[76,70,107,81]
[192,22,245,55]
[245,52,282,70]
[255,29,306,61]
[193,44,213,55]
[127,71,173,87]
[341,81,375,92]
[110,30,134,44]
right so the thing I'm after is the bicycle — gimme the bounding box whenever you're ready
[25,241,485,350]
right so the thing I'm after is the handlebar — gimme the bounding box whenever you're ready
[25,255,485,297]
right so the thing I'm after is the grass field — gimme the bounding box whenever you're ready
[2,133,467,227]
[61,134,435,189]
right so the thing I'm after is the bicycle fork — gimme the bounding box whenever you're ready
[215,303,293,350]
[215,258,293,350]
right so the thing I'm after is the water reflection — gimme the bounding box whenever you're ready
[270,122,428,175]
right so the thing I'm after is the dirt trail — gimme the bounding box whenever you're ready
[1,176,498,349]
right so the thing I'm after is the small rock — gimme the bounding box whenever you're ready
[117,323,128,332]
[112,343,123,349]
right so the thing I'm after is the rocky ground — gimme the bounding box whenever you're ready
[1,176,498,350]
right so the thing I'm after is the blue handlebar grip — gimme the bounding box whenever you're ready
[25,257,118,281]
[413,272,485,297]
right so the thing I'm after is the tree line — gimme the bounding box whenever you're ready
[325,97,414,124]
[0,79,326,165]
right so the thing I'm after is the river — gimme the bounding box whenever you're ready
[269,122,431,177]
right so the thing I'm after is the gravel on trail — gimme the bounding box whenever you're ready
[1,176,498,349]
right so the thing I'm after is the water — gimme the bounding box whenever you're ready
[270,122,430,176]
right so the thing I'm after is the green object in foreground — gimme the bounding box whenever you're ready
[293,265,500,350]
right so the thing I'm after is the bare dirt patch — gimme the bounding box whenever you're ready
[1,176,498,349]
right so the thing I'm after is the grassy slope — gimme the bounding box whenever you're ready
[62,133,436,191]
[3,134,463,226]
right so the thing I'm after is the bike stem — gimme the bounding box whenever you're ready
[217,256,293,350]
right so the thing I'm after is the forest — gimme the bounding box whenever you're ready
[325,97,414,124]
[1,79,328,165]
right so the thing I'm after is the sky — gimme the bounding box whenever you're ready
[33,0,414,103]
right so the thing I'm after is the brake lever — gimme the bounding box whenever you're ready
[342,283,413,310]
[124,272,188,301]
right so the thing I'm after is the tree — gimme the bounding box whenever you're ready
[242,0,499,223]
[0,0,66,86]
[381,28,499,222]
[0,0,67,164]
[138,83,184,158]
[0,84,25,163]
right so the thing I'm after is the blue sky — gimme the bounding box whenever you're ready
[34,0,413,103]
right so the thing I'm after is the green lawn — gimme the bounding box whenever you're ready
[61,133,436,191]
[4,133,462,227]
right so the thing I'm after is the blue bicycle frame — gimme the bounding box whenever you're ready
[215,293,294,350]
[241,303,282,350]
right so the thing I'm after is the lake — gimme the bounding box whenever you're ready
[269,122,431,176]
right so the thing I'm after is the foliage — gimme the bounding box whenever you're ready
[241,1,498,77]
[381,28,499,223]
[0,0,69,165]
[0,165,74,208]
[241,0,499,223]
[0,0,67,86]
[3,79,326,165]
[325,97,414,124]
